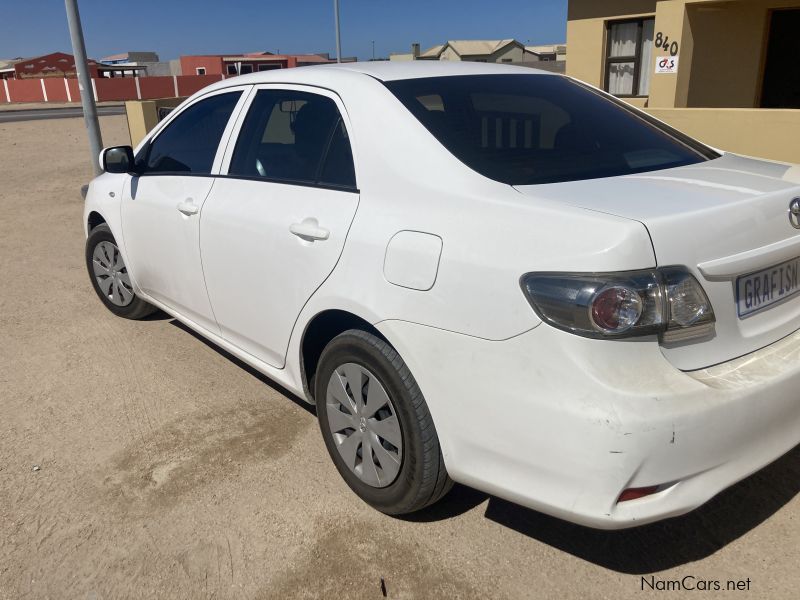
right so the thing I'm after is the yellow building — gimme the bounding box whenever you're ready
[567,0,800,162]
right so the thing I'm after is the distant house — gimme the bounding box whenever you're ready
[0,59,18,80]
[101,51,159,64]
[421,39,530,63]
[1,52,99,79]
[179,52,354,76]
[99,51,177,77]
[391,40,562,65]
[525,44,567,62]
[389,43,424,62]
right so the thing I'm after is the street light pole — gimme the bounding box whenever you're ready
[372,40,375,61]
[334,0,342,63]
[64,0,102,176]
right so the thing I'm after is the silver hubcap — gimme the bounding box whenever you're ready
[92,241,133,307]
[326,363,403,488]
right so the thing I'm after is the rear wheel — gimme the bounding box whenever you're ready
[315,329,452,514]
[85,224,156,320]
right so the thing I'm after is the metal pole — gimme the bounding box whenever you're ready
[334,0,342,63]
[64,0,102,176]
[372,40,375,61]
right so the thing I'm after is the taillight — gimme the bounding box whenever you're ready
[590,285,644,333]
[660,267,716,342]
[520,267,714,342]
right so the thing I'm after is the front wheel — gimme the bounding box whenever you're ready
[85,224,156,320]
[315,329,452,514]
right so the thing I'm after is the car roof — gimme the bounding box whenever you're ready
[318,60,553,81]
[211,60,555,89]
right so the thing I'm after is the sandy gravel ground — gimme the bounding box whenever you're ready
[0,115,798,600]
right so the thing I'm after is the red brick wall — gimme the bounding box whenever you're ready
[139,76,176,100]
[67,79,81,101]
[6,79,44,102]
[2,74,230,103]
[43,78,69,102]
[94,77,137,101]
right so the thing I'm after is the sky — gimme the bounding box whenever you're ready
[0,0,567,62]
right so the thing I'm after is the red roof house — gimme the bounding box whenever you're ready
[8,52,99,79]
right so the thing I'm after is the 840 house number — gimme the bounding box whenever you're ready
[655,32,679,56]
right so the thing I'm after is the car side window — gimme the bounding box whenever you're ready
[318,120,356,188]
[141,91,242,175]
[229,89,356,189]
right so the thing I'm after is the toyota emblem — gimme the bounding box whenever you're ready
[790,198,800,229]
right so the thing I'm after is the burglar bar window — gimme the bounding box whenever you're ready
[605,18,655,97]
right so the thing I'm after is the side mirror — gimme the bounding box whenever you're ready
[101,146,136,174]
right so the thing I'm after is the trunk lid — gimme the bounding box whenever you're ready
[515,153,800,370]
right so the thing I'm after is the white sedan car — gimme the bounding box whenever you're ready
[84,61,800,529]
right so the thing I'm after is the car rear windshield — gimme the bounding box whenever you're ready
[384,74,718,186]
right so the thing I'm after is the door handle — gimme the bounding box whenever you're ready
[290,218,330,242]
[177,200,199,216]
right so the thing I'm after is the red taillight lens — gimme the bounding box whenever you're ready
[590,285,643,333]
[618,485,660,503]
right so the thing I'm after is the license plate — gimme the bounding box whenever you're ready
[736,257,800,317]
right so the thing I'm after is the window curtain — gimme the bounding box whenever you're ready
[608,62,635,95]
[638,19,655,96]
[609,22,638,57]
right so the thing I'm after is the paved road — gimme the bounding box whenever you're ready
[0,104,124,123]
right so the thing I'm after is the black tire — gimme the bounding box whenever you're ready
[85,223,156,320]
[315,329,453,514]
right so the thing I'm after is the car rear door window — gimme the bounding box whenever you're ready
[141,91,242,174]
[229,89,356,189]
[318,120,356,188]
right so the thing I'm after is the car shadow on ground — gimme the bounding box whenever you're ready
[164,317,799,573]
[168,319,315,415]
[409,444,800,574]
[141,309,172,321]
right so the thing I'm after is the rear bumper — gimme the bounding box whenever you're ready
[377,320,800,529]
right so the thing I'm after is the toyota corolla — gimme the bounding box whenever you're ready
[83,62,800,528]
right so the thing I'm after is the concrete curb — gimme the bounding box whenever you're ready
[0,102,124,113]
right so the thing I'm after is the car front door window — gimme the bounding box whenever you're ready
[141,92,242,174]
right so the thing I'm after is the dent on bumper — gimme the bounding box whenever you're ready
[377,320,800,529]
